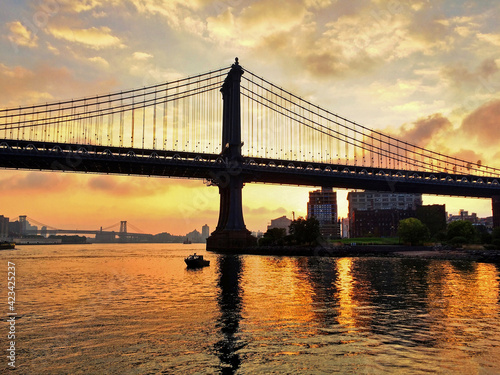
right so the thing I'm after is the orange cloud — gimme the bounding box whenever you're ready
[398,113,453,147]
[85,175,203,197]
[0,171,77,193]
[461,99,500,147]
[449,149,483,166]
[0,63,118,107]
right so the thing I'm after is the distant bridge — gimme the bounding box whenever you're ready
[20,218,151,240]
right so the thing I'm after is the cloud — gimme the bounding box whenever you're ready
[493,150,500,165]
[6,21,39,48]
[477,58,499,78]
[0,171,77,193]
[52,0,106,13]
[86,175,206,197]
[450,149,484,166]
[245,1,444,79]
[460,99,500,147]
[442,58,499,87]
[207,0,310,48]
[47,25,123,49]
[88,56,109,67]
[0,63,118,107]
[46,42,60,55]
[132,51,153,60]
[206,9,235,41]
[398,114,453,147]
[47,0,131,15]
[406,6,450,43]
[477,32,500,47]
[129,0,207,33]
[245,206,287,215]
[87,175,167,196]
[238,0,309,34]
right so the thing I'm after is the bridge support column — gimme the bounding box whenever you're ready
[492,196,500,228]
[207,58,257,251]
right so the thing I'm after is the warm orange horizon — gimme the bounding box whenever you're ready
[0,168,494,235]
[1,1,500,235]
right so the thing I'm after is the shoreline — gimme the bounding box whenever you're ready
[209,245,500,263]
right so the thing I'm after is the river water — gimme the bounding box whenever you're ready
[1,243,500,374]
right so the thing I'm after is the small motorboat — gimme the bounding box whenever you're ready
[184,253,210,268]
[0,242,15,250]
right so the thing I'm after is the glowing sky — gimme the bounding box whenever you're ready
[1,0,500,235]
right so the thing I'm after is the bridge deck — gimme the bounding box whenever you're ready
[1,139,500,198]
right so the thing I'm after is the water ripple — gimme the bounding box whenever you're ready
[1,245,499,374]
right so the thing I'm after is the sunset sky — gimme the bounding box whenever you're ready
[1,0,500,235]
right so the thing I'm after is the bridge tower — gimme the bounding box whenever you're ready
[119,221,127,233]
[206,58,257,251]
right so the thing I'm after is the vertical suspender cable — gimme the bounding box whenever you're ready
[131,94,135,148]
[164,84,168,150]
[153,91,157,149]
[119,93,124,147]
[108,95,113,147]
[142,88,146,150]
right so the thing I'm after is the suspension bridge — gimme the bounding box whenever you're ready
[1,58,500,249]
[17,218,151,242]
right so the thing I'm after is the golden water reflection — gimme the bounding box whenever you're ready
[427,262,500,341]
[335,258,361,330]
[3,245,500,374]
[232,255,500,373]
[240,257,316,334]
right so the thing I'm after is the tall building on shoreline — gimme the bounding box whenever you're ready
[0,215,9,238]
[201,224,210,240]
[307,187,340,239]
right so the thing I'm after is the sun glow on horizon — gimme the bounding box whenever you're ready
[1,1,500,234]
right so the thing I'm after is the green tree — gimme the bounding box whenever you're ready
[490,227,500,248]
[474,225,491,244]
[398,218,430,246]
[289,217,321,245]
[447,220,475,243]
[259,227,286,246]
[492,227,500,241]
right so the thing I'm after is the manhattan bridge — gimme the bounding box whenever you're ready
[1,58,500,249]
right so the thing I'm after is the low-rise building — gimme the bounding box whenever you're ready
[348,191,423,238]
[267,216,292,235]
[351,209,415,238]
[447,209,478,224]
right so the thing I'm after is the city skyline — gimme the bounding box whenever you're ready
[0,203,492,240]
[1,1,499,234]
[0,213,212,238]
